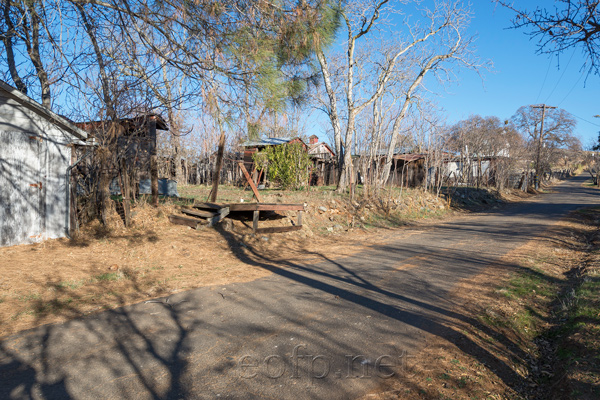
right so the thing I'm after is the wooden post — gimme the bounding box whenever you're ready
[253,210,259,232]
[210,132,226,202]
[118,158,131,227]
[148,116,159,207]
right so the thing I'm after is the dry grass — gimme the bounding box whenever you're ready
[0,196,416,339]
[0,184,526,341]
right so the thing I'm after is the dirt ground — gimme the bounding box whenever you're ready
[0,184,540,361]
[0,199,417,339]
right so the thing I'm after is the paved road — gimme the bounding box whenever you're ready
[1,176,598,399]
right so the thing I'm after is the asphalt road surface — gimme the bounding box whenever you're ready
[1,175,598,399]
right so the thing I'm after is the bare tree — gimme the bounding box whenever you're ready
[497,0,600,76]
[0,0,27,94]
[0,0,54,107]
[446,115,525,189]
[512,105,579,184]
[315,0,483,191]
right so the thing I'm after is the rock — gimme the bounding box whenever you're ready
[334,224,344,231]
[318,206,328,213]
[359,216,366,222]
[221,219,233,231]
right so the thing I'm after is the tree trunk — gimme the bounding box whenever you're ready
[149,117,159,207]
[2,1,28,95]
[99,157,110,226]
[22,2,51,108]
[210,132,226,202]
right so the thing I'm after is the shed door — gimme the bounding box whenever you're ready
[0,132,42,247]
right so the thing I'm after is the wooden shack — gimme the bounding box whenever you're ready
[307,135,336,186]
[387,153,427,187]
[75,114,169,199]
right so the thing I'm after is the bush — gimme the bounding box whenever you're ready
[253,142,310,190]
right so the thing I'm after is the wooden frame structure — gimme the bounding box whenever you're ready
[169,157,304,234]
[193,202,304,234]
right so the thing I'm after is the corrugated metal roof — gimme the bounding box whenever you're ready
[393,153,426,162]
[242,137,294,147]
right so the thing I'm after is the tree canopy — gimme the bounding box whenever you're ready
[0,0,341,123]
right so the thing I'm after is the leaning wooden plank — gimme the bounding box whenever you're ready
[193,202,223,210]
[238,161,263,202]
[228,203,305,212]
[168,214,208,229]
[254,226,303,234]
[181,208,217,219]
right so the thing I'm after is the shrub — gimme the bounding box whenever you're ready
[253,142,310,189]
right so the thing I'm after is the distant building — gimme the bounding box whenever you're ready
[307,135,336,186]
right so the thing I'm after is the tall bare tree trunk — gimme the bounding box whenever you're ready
[1,0,28,94]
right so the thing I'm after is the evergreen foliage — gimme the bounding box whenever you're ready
[253,142,310,190]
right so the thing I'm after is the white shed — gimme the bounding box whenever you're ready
[0,80,88,247]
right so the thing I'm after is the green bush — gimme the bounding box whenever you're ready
[253,142,310,190]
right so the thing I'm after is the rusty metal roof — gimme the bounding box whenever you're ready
[393,153,426,162]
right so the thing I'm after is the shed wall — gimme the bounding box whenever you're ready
[0,91,73,247]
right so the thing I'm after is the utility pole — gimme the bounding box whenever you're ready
[531,104,556,189]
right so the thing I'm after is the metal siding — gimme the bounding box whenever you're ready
[0,131,42,246]
[0,90,73,247]
[43,128,71,240]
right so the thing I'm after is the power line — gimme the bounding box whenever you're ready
[544,49,576,103]
[557,67,586,107]
[569,112,600,127]
[535,54,553,103]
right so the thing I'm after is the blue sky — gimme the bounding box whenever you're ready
[433,1,599,147]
